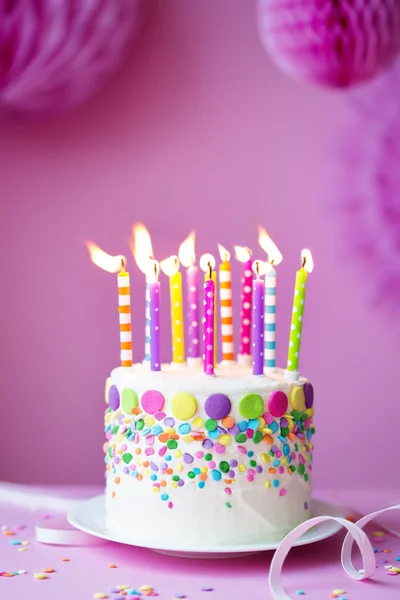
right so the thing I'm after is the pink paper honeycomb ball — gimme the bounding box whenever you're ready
[0,0,141,116]
[257,0,400,87]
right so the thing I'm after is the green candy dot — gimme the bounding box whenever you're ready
[239,394,264,419]
[219,461,230,473]
[121,388,138,413]
[205,419,217,431]
[280,427,289,437]
[172,475,180,481]
[136,419,144,431]
[167,439,178,450]
[249,459,257,467]
[122,453,133,464]
[124,428,132,438]
[188,471,195,479]
[205,453,213,461]
[113,425,120,435]
[304,473,309,482]
[291,410,301,420]
[235,433,247,443]
[225,502,232,508]
[289,465,296,473]
[311,427,316,434]
[295,444,299,451]
[298,464,305,475]
[252,430,263,444]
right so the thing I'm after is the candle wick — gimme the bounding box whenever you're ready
[270,258,275,266]
[255,260,260,278]
[208,262,212,280]
[302,256,307,268]
[120,258,125,272]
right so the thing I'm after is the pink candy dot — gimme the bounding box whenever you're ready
[196,451,204,459]
[280,489,287,497]
[264,412,274,425]
[247,474,254,482]
[246,429,253,439]
[145,448,155,456]
[214,444,225,454]
[225,488,232,495]
[141,390,165,414]
[276,450,282,458]
[209,461,216,469]
[237,446,247,454]
[278,467,284,474]
[248,469,255,476]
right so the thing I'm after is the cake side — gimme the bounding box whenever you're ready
[104,364,315,546]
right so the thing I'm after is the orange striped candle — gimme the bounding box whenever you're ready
[118,261,133,367]
[218,244,234,362]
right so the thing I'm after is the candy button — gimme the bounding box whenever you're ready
[304,382,314,408]
[268,391,288,417]
[219,434,232,446]
[141,390,165,414]
[205,393,231,420]
[121,388,138,413]
[289,386,305,411]
[239,394,264,419]
[108,385,120,411]
[192,417,204,428]
[105,377,111,404]
[205,419,217,431]
[171,392,198,421]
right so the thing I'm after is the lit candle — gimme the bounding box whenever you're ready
[252,260,265,376]
[200,253,217,367]
[200,257,215,376]
[258,226,283,371]
[218,244,234,362]
[86,242,132,368]
[148,260,161,371]
[160,255,185,364]
[131,223,154,364]
[286,249,314,380]
[178,232,200,363]
[235,246,253,365]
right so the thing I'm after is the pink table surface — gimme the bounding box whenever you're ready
[0,487,399,600]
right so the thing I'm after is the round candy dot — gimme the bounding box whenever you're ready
[289,386,305,411]
[219,434,232,446]
[304,382,314,408]
[171,392,198,420]
[252,430,263,444]
[211,469,222,481]
[136,419,144,430]
[192,417,204,428]
[239,394,264,419]
[178,423,191,434]
[108,385,120,411]
[205,419,217,431]
[205,393,231,420]
[219,461,230,473]
[166,439,178,450]
[268,391,288,417]
[235,433,247,443]
[183,453,194,464]
[214,444,225,454]
[121,388,138,413]
[141,390,165,414]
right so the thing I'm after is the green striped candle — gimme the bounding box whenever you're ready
[286,249,313,377]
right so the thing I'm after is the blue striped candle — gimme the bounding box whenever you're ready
[264,264,277,370]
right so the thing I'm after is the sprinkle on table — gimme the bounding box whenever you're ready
[93,594,108,599]
[33,572,48,580]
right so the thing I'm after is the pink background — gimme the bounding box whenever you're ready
[0,1,397,488]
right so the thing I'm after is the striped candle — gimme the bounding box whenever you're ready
[264,264,277,369]
[118,263,133,367]
[218,245,234,362]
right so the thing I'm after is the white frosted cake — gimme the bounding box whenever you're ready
[104,362,315,547]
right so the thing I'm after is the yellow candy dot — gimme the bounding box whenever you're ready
[258,417,266,428]
[238,464,246,472]
[261,453,270,464]
[164,427,176,434]
[289,386,305,411]
[176,463,183,472]
[374,531,385,537]
[105,378,111,404]
[144,415,155,427]
[171,392,198,420]
[281,458,287,466]
[174,450,182,458]
[262,428,273,434]
[34,573,48,580]
[265,480,271,488]
[140,586,153,592]
[172,481,178,488]
[192,417,204,428]
[143,468,150,477]
[183,434,194,443]
[153,486,160,493]
[117,586,130,591]
[219,434,232,446]
[201,466,208,473]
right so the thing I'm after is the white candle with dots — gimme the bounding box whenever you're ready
[131,223,154,364]
[235,245,253,366]
[179,232,200,362]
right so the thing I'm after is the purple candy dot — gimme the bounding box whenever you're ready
[150,462,158,471]
[202,438,213,449]
[114,457,120,464]
[109,385,120,411]
[271,445,278,453]
[230,459,238,467]
[217,426,227,434]
[205,393,231,420]
[280,417,288,428]
[183,453,194,464]
[304,501,309,510]
[228,425,239,435]
[256,465,263,473]
[123,466,129,474]
[178,479,185,487]
[160,462,168,470]
[228,470,235,478]
[164,417,175,427]
[304,382,314,408]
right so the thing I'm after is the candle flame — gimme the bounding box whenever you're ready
[160,255,179,277]
[218,243,230,262]
[258,226,283,265]
[178,231,196,268]
[199,253,216,272]
[131,223,154,274]
[234,245,251,263]
[86,241,126,273]
[301,249,314,273]
[252,259,269,277]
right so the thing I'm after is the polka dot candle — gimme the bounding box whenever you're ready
[235,246,253,358]
[161,256,185,364]
[286,250,314,377]
[203,272,215,375]
[179,232,200,360]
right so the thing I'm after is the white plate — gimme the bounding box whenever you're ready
[68,496,344,559]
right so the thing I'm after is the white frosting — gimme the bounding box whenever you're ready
[104,363,314,547]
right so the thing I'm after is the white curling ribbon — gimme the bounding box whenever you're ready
[269,504,400,599]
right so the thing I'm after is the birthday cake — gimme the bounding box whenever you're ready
[104,363,315,547]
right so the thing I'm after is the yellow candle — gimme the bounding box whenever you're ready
[161,255,185,364]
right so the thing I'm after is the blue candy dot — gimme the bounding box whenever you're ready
[179,423,191,434]
[248,418,259,429]
[211,470,222,481]
[209,429,220,439]
[152,425,163,436]
[193,467,201,475]
[247,450,254,457]
[273,479,280,488]
[198,481,205,489]
[165,455,172,461]
[150,474,157,481]
[273,460,280,467]
[283,444,290,456]
[238,420,248,432]
[161,493,169,501]
[269,421,279,433]
[131,471,138,477]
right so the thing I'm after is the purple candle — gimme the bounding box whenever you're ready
[203,273,215,376]
[149,262,161,371]
[252,261,264,376]
[187,265,200,358]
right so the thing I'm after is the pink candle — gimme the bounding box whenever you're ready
[203,269,215,376]
[235,246,253,357]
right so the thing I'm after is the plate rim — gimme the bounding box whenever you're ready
[67,496,344,554]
